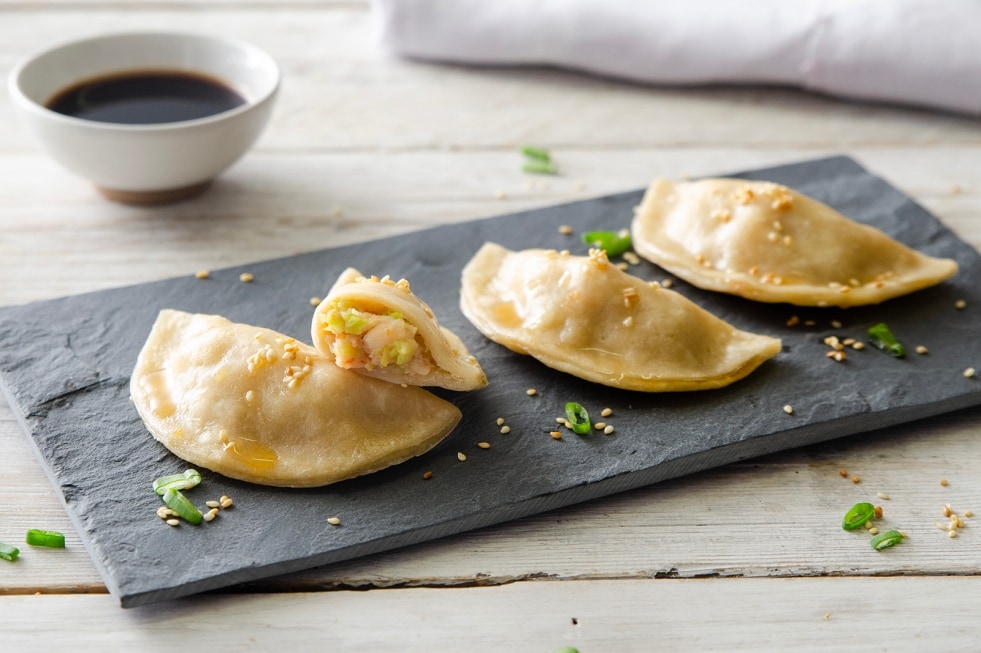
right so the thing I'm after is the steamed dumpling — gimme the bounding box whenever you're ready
[631,178,958,308]
[460,243,781,392]
[131,310,461,487]
[312,268,487,391]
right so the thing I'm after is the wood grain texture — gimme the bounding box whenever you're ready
[1,0,979,643]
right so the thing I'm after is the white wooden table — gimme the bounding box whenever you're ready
[2,3,980,651]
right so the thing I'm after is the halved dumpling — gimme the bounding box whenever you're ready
[460,243,781,392]
[631,178,958,307]
[131,309,461,487]
[312,268,487,391]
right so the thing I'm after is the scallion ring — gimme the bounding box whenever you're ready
[842,502,875,531]
[152,468,203,496]
[519,146,552,163]
[162,488,203,525]
[25,529,66,548]
[0,542,20,561]
[564,402,592,435]
[522,161,558,175]
[867,322,905,357]
[870,529,904,550]
[582,230,632,257]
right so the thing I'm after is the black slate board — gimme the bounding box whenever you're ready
[2,156,980,607]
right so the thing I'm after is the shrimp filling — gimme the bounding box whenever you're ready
[321,304,433,376]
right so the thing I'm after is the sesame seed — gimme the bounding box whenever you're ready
[601,408,613,417]
[955,299,967,310]
[457,452,467,462]
[616,262,629,271]
[220,496,233,509]
[623,252,641,266]
[496,417,505,426]
[206,500,220,509]
[494,190,507,199]
[842,338,856,346]
[309,297,322,306]
[603,425,615,435]
[964,510,974,518]
[203,511,217,522]
[166,519,180,527]
[782,404,794,415]
[526,388,537,396]
[327,516,341,526]
[941,479,949,487]
[877,492,890,500]
[868,527,879,536]
[943,505,952,517]
[851,475,861,484]
[949,530,958,539]
[874,506,883,519]
[786,315,800,327]
[239,272,254,283]
[195,270,210,279]
[864,520,874,530]
[831,320,842,329]
[963,367,976,378]
[500,425,511,434]
[915,345,929,355]
[851,342,865,350]
[558,225,573,235]
[477,442,491,449]
[422,470,433,480]
[661,279,673,289]
[156,506,176,519]
[839,468,848,478]
[593,422,607,431]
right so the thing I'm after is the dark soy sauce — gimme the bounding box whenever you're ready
[45,70,246,125]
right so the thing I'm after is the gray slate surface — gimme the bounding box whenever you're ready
[1,156,979,607]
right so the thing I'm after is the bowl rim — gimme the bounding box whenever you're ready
[7,30,281,133]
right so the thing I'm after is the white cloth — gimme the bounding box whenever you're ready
[373,0,981,116]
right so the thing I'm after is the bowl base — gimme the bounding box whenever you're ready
[96,180,212,205]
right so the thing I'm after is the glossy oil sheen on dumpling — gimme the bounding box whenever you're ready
[312,268,487,391]
[631,178,958,307]
[460,243,781,392]
[131,310,461,487]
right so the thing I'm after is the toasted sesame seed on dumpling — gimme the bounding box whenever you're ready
[131,310,461,487]
[460,243,781,392]
[631,178,958,307]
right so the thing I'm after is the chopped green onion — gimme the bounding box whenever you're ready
[162,488,203,525]
[870,529,904,550]
[582,230,632,257]
[522,160,558,175]
[25,529,65,548]
[519,145,558,175]
[867,322,905,357]
[0,542,20,561]
[564,402,591,435]
[152,469,203,496]
[519,145,551,163]
[842,502,875,531]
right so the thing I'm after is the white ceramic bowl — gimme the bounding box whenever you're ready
[8,31,279,203]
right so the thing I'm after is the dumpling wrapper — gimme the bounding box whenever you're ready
[312,268,487,391]
[460,243,781,392]
[631,178,958,308]
[131,309,461,488]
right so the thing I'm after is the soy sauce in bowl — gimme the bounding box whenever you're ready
[45,70,246,125]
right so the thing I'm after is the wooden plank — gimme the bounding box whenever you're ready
[3,9,981,153]
[1,577,980,651]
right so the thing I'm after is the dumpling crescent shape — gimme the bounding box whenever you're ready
[131,309,461,487]
[312,268,487,391]
[631,178,958,308]
[460,243,781,392]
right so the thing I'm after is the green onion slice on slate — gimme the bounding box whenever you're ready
[0,542,20,561]
[870,529,904,550]
[25,529,66,548]
[842,502,875,530]
[564,402,592,435]
[153,468,203,496]
[162,488,203,525]
[582,230,632,257]
[867,322,905,357]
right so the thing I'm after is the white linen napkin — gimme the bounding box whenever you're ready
[373,0,981,117]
